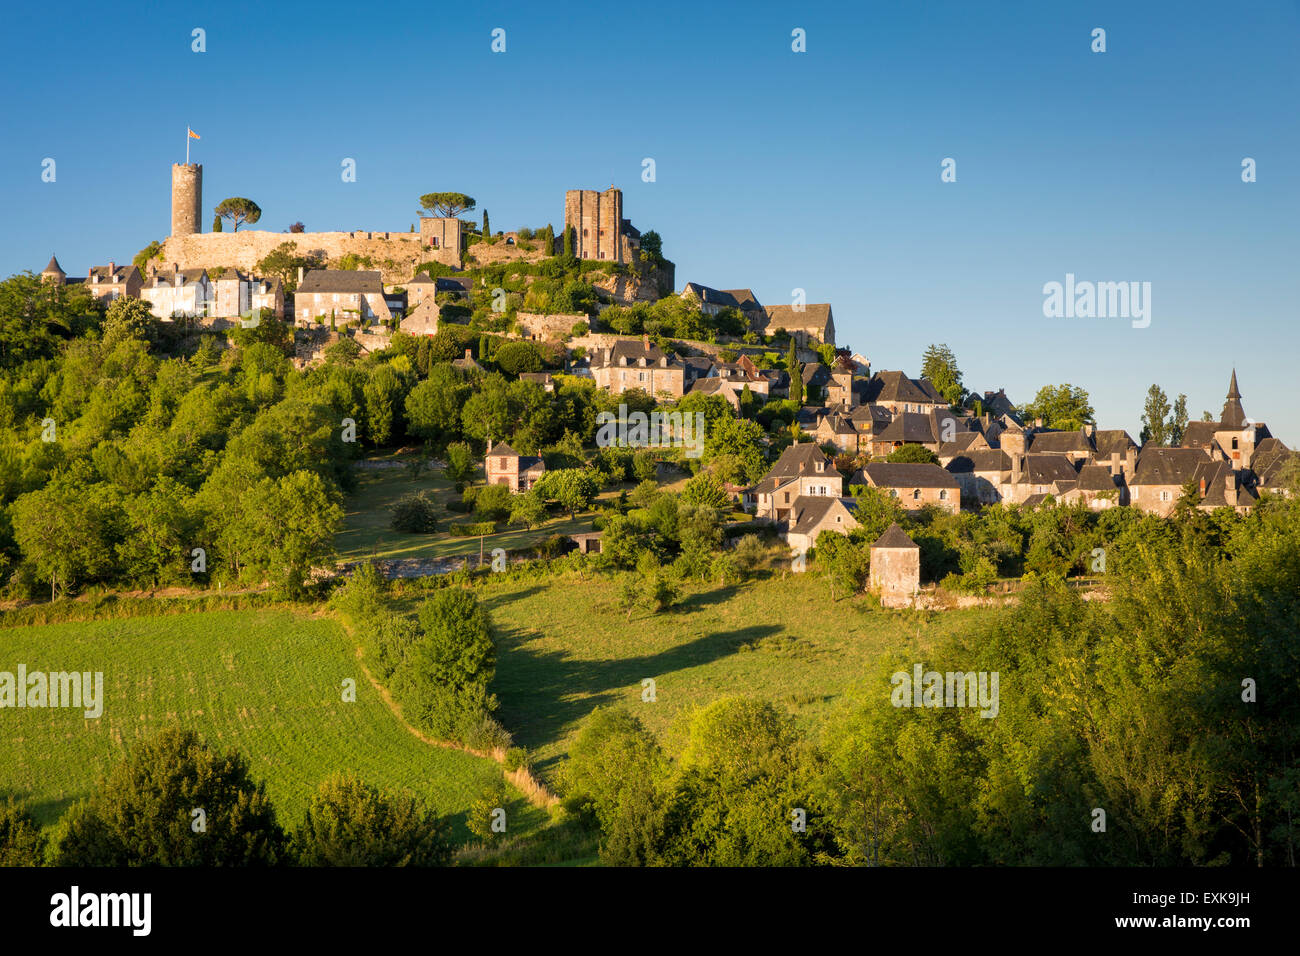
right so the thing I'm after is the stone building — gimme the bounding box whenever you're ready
[399,297,440,337]
[756,303,835,346]
[208,269,283,319]
[40,255,67,284]
[517,311,588,341]
[485,441,545,493]
[855,462,960,514]
[999,454,1080,505]
[945,449,1011,506]
[81,262,143,304]
[171,163,202,236]
[294,270,391,326]
[869,523,921,608]
[787,496,859,554]
[754,442,843,522]
[589,336,695,399]
[418,217,465,268]
[564,187,640,263]
[140,266,214,318]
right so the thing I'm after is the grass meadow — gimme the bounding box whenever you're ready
[0,608,546,841]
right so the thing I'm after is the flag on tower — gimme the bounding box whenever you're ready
[188,128,201,139]
[186,127,200,164]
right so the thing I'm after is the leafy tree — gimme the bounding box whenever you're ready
[921,343,964,406]
[562,226,575,259]
[405,365,467,445]
[1022,384,1095,431]
[680,470,730,508]
[639,230,664,263]
[395,589,497,740]
[103,295,158,344]
[444,441,477,484]
[494,341,543,376]
[390,491,439,533]
[231,469,344,597]
[133,240,164,274]
[55,728,285,866]
[1139,384,1172,446]
[886,444,939,464]
[534,467,599,519]
[482,208,490,237]
[291,774,452,866]
[418,192,476,219]
[214,197,262,231]
[509,489,547,529]
[0,801,46,866]
[1169,393,1189,446]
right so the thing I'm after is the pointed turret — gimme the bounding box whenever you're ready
[1220,369,1246,428]
[40,254,66,285]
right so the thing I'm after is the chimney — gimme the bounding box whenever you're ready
[1125,447,1137,477]
[1199,478,1206,496]
[1109,451,1120,477]
[1083,423,1095,439]
[1034,418,1044,429]
[642,333,650,350]
[108,260,115,276]
[487,439,493,454]
[1224,473,1237,507]
[1011,454,1023,484]
[297,266,305,285]
[464,348,472,360]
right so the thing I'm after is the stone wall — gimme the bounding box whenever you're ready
[159,230,439,284]
[869,546,920,608]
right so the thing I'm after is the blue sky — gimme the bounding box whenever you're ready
[2,0,1296,441]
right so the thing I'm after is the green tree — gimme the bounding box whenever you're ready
[534,467,599,519]
[103,295,158,344]
[482,208,490,237]
[418,192,476,219]
[921,343,964,406]
[0,801,46,866]
[1139,384,1171,446]
[55,728,285,866]
[395,589,497,740]
[787,340,804,404]
[213,197,262,231]
[291,774,452,866]
[1022,384,1095,431]
[886,444,939,464]
[212,213,223,232]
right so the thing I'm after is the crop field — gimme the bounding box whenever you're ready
[0,608,543,840]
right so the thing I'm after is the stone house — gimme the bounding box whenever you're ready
[208,269,283,320]
[1026,427,1095,466]
[401,272,438,311]
[85,262,143,303]
[485,441,545,493]
[1126,447,1210,516]
[945,449,1011,506]
[861,371,948,416]
[418,217,465,268]
[1058,463,1126,509]
[756,303,836,346]
[1250,437,1294,496]
[787,496,859,554]
[589,336,693,399]
[999,454,1081,505]
[855,462,960,514]
[451,349,483,373]
[869,523,921,608]
[140,266,214,318]
[754,442,843,523]
[295,270,391,326]
[936,430,989,465]
[687,375,749,410]
[400,297,440,336]
[869,411,942,458]
[813,409,860,455]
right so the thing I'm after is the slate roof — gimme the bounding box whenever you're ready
[937,432,984,457]
[721,289,763,312]
[42,255,65,276]
[601,339,681,368]
[1027,429,1093,454]
[1220,369,1246,428]
[874,412,937,444]
[765,442,835,480]
[946,449,1011,474]
[681,283,743,310]
[1013,454,1081,485]
[1131,447,1212,485]
[759,303,834,336]
[1251,437,1293,489]
[90,263,141,283]
[1076,463,1122,492]
[1093,429,1138,458]
[871,522,918,550]
[298,269,384,295]
[862,370,946,406]
[861,462,959,489]
[789,496,857,537]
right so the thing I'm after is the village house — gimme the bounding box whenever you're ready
[400,272,438,311]
[756,303,836,346]
[945,449,1012,506]
[400,297,440,337]
[754,442,843,523]
[484,441,545,493]
[208,269,283,320]
[687,375,752,411]
[589,336,697,400]
[451,349,483,373]
[1057,463,1127,509]
[869,523,921,608]
[936,430,990,464]
[861,371,948,416]
[1026,427,1096,466]
[1128,447,1214,516]
[854,462,960,514]
[999,454,1081,505]
[295,269,391,326]
[813,409,860,455]
[82,261,143,303]
[787,495,859,553]
[140,266,214,318]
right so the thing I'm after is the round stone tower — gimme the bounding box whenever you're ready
[171,163,202,236]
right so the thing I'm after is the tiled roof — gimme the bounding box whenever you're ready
[298,269,384,295]
[871,522,918,549]
[862,462,959,489]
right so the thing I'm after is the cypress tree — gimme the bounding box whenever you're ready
[563,226,574,259]
[788,340,803,404]
[482,209,490,237]
[212,214,223,232]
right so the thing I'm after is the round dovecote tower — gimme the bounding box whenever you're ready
[171,163,202,236]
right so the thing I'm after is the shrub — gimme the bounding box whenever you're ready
[448,520,499,537]
[0,801,46,866]
[474,483,513,521]
[390,491,439,533]
[291,774,452,867]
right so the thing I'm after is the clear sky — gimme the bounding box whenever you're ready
[2,0,1296,442]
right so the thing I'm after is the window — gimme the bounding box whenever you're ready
[783,492,790,504]
[913,489,921,500]
[939,490,948,500]
[1231,437,1239,450]
[1160,490,1172,502]
[889,489,898,498]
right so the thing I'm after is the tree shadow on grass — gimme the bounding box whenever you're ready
[491,621,782,778]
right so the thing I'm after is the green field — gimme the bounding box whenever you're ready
[0,608,543,840]
[465,569,997,782]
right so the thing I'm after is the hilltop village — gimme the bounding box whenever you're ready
[30,163,1296,604]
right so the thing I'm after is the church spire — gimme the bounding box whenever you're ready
[1220,369,1245,428]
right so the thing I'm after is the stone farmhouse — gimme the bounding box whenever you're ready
[295,269,391,326]
[485,442,545,493]
[139,266,214,318]
[589,336,706,400]
[42,256,143,303]
[400,297,440,337]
